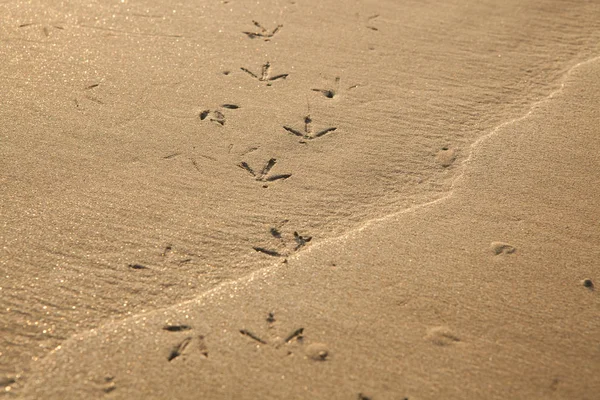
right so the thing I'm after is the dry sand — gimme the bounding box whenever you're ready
[1,0,599,398]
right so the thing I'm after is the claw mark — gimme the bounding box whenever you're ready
[167,337,193,361]
[312,76,358,99]
[240,146,259,156]
[314,127,337,138]
[239,161,256,177]
[73,82,106,110]
[283,126,303,137]
[128,263,148,270]
[312,88,335,98]
[252,247,282,257]
[284,327,304,343]
[312,77,340,99]
[238,158,292,183]
[243,20,282,41]
[283,115,337,141]
[241,62,288,85]
[222,104,240,109]
[163,325,192,332]
[84,95,104,105]
[366,14,380,31]
[19,22,64,37]
[265,174,292,182]
[240,329,268,344]
[293,231,312,250]
[260,158,277,178]
[190,158,201,172]
[240,68,258,79]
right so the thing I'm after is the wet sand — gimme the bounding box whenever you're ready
[1,0,599,398]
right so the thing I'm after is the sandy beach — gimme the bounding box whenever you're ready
[1,0,599,398]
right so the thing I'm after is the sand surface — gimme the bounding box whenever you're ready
[1,0,599,398]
